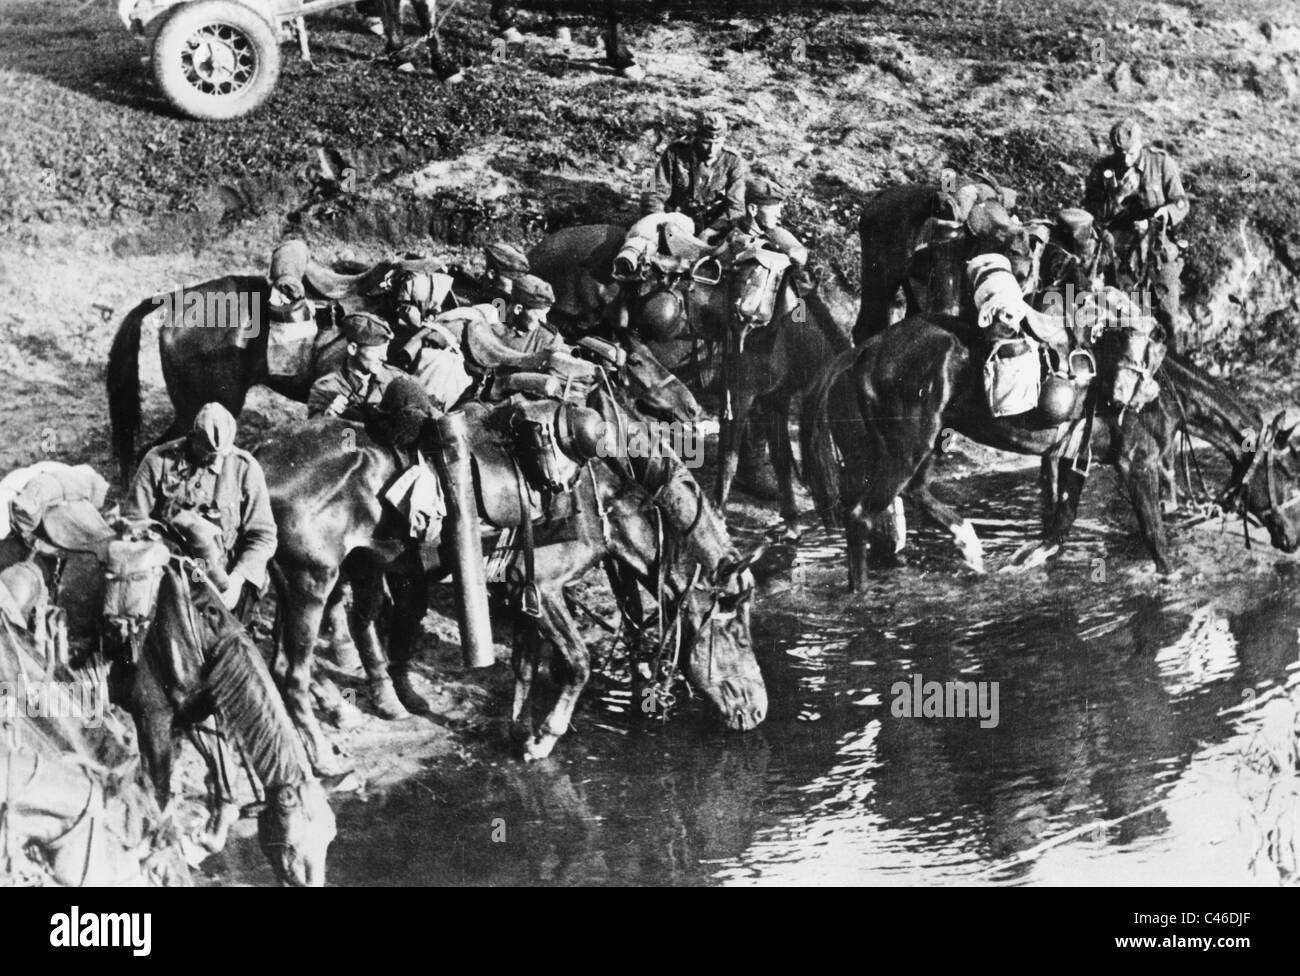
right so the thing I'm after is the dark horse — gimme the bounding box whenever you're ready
[105,271,700,487]
[529,222,855,529]
[1,524,336,886]
[802,315,1300,588]
[257,404,766,767]
[853,183,1035,344]
[104,546,337,885]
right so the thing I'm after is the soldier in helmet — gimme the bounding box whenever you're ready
[307,313,402,421]
[1083,118,1190,349]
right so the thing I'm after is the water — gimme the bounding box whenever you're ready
[322,461,1300,886]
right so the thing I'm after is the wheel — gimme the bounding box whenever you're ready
[152,0,281,121]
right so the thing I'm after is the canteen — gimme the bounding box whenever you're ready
[1038,372,1079,424]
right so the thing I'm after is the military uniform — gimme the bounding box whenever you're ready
[308,313,403,420]
[307,361,403,420]
[128,439,277,597]
[1084,124,1189,346]
[647,141,749,236]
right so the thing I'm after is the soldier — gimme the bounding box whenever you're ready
[723,177,814,294]
[307,313,402,421]
[128,403,277,621]
[1084,118,1190,349]
[645,111,749,241]
[428,273,566,361]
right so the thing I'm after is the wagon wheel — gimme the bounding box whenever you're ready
[152,1,281,121]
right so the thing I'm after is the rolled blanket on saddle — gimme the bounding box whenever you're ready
[0,462,110,553]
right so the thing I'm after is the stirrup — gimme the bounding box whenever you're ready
[519,582,542,619]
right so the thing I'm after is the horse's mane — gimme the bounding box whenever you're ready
[206,633,311,790]
[161,565,311,789]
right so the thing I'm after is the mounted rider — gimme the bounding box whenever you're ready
[614,112,749,277]
[1083,118,1190,351]
[127,403,277,621]
[718,177,814,294]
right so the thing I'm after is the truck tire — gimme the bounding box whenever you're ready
[152,1,281,121]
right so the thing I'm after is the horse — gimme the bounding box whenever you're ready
[101,541,338,886]
[852,182,1036,344]
[256,397,766,768]
[529,221,852,526]
[1,516,337,886]
[801,314,1300,589]
[105,268,700,487]
[0,607,190,886]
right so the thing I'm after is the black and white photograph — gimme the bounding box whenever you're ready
[0,0,1296,910]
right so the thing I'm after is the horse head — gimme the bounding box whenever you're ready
[610,331,704,424]
[1222,407,1300,553]
[258,778,337,888]
[677,544,768,733]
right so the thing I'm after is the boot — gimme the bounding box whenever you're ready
[369,675,411,720]
[613,235,649,278]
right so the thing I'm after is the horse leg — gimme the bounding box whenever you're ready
[320,580,361,672]
[760,390,800,538]
[523,589,590,762]
[1118,428,1174,575]
[715,386,756,517]
[346,565,411,720]
[905,464,985,574]
[386,571,434,715]
[510,620,539,742]
[277,564,348,776]
[186,726,241,854]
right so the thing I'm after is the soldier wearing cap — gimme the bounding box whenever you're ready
[645,111,749,240]
[719,177,814,292]
[1084,118,1190,346]
[307,312,402,421]
[426,273,565,362]
[128,402,277,619]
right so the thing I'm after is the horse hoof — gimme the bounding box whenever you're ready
[392,673,433,717]
[369,678,412,721]
[310,747,351,779]
[781,521,802,542]
[500,26,524,43]
[365,17,384,36]
[617,64,646,81]
[395,61,416,74]
[523,734,559,762]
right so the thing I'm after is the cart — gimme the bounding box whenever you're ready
[117,0,376,121]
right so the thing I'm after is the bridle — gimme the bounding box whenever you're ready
[1219,417,1300,547]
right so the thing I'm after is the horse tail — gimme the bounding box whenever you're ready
[106,295,160,488]
[801,347,859,529]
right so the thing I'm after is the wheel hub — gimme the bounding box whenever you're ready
[182,24,255,94]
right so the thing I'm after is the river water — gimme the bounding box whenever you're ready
[314,457,1300,886]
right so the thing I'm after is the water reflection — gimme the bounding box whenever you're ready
[321,484,1300,886]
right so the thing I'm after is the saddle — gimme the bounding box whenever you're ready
[301,257,449,302]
